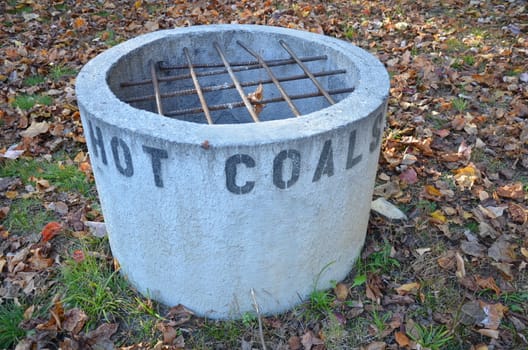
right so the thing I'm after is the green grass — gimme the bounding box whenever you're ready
[0,301,26,349]
[409,324,454,350]
[59,240,133,329]
[2,198,57,235]
[0,157,92,196]
[451,97,468,113]
[370,309,391,338]
[23,75,45,86]
[50,65,77,81]
[11,94,53,110]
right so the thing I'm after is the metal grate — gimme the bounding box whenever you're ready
[119,40,355,124]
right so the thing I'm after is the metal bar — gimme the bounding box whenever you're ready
[121,55,328,87]
[158,55,327,70]
[279,40,335,105]
[165,87,355,117]
[124,69,347,104]
[237,40,300,117]
[214,42,260,123]
[184,47,213,125]
[150,62,164,115]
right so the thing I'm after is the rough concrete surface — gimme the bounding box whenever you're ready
[76,24,389,318]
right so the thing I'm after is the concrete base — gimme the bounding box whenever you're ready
[76,25,389,318]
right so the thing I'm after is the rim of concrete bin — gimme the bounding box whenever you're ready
[76,24,388,144]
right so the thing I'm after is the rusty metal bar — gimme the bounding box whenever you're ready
[158,55,327,70]
[237,40,300,117]
[150,62,164,115]
[184,47,213,125]
[124,69,346,104]
[279,40,335,105]
[121,55,328,87]
[165,87,355,118]
[214,42,260,123]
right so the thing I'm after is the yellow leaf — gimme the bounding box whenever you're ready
[395,282,420,295]
[6,191,18,199]
[521,247,528,259]
[425,184,442,197]
[134,0,142,8]
[430,210,447,223]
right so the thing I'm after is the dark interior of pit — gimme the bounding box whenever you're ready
[107,30,357,124]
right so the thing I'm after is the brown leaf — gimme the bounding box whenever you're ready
[37,301,64,331]
[301,330,323,350]
[334,282,349,301]
[28,247,54,271]
[166,304,193,326]
[475,276,501,296]
[394,331,410,347]
[156,322,177,345]
[460,240,486,257]
[488,237,517,263]
[455,251,466,278]
[366,274,384,303]
[63,308,88,335]
[41,221,62,242]
[85,323,118,346]
[20,121,49,138]
[508,202,527,224]
[288,335,302,350]
[496,182,524,199]
[363,341,387,350]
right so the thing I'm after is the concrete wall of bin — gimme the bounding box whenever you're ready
[76,25,389,319]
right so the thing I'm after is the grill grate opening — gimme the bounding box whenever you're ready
[118,39,355,124]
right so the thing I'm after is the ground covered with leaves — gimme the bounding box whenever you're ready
[1,0,527,349]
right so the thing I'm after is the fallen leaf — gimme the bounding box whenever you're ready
[399,167,418,184]
[488,237,517,263]
[508,202,527,224]
[156,322,177,345]
[461,240,486,257]
[480,301,507,330]
[20,121,49,138]
[0,144,25,159]
[301,330,323,349]
[72,249,85,262]
[288,336,302,350]
[456,251,466,278]
[496,182,524,199]
[73,17,86,29]
[453,163,480,190]
[424,184,442,198]
[41,222,62,242]
[364,341,387,350]
[166,304,194,326]
[28,247,54,270]
[394,331,410,347]
[63,308,88,335]
[476,276,501,296]
[334,282,349,301]
[395,282,420,295]
[429,210,447,224]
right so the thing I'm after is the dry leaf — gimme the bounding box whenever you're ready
[395,282,420,295]
[41,222,62,242]
[476,276,501,296]
[394,331,410,347]
[20,121,49,138]
[455,251,466,278]
[301,330,323,349]
[334,282,349,301]
[288,336,302,350]
[453,163,480,190]
[63,308,88,335]
[496,182,524,199]
[363,341,387,350]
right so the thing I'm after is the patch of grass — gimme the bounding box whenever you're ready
[322,314,349,349]
[465,220,479,233]
[199,319,242,347]
[2,198,57,235]
[409,324,454,350]
[6,0,33,14]
[0,301,26,349]
[60,240,134,329]
[11,94,53,110]
[23,75,45,86]
[50,65,77,81]
[500,291,528,313]
[445,38,467,53]
[308,289,334,316]
[0,158,92,196]
[344,25,356,40]
[451,97,468,113]
[370,309,391,338]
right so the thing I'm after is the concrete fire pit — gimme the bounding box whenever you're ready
[76,25,389,318]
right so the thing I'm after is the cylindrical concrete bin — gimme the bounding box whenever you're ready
[76,25,389,318]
